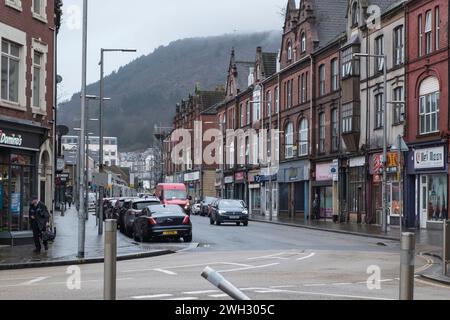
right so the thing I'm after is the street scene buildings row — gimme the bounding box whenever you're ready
[164,0,450,231]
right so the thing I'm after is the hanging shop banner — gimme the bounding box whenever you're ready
[371,152,400,175]
[10,193,20,215]
[414,147,445,170]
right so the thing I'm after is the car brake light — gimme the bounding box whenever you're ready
[148,217,157,225]
[183,216,190,225]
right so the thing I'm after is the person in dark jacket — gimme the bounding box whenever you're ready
[29,197,50,253]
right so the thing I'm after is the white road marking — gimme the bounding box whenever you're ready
[209,294,229,298]
[154,268,178,276]
[20,277,49,286]
[304,284,326,287]
[132,294,173,299]
[218,263,280,273]
[0,276,50,282]
[219,262,253,267]
[183,290,220,295]
[297,252,316,261]
[270,285,295,289]
[415,278,450,289]
[247,252,291,260]
[332,283,352,286]
[278,289,394,300]
[167,297,199,301]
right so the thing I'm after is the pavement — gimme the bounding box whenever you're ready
[249,212,450,285]
[0,207,194,270]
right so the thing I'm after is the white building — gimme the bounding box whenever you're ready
[62,135,119,167]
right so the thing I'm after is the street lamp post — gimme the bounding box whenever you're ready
[98,48,136,235]
[354,53,388,233]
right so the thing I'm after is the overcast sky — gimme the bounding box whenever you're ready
[57,0,287,101]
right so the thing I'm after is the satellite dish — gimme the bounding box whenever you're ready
[56,125,69,136]
[56,75,63,84]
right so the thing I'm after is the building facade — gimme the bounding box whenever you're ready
[0,0,58,244]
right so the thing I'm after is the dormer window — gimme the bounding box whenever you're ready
[351,1,359,27]
[300,32,306,53]
[287,41,293,61]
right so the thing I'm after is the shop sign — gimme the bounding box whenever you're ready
[414,147,445,170]
[0,130,22,147]
[224,176,234,184]
[235,172,245,182]
[0,127,41,151]
[316,163,333,182]
[372,153,400,174]
[248,171,258,183]
[350,157,366,168]
[184,171,200,182]
[56,158,65,172]
[330,159,339,182]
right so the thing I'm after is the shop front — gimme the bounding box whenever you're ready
[248,170,261,216]
[259,167,278,217]
[0,121,49,245]
[370,152,401,226]
[215,170,223,198]
[224,175,234,199]
[278,160,310,219]
[346,156,368,224]
[313,161,338,220]
[234,171,246,202]
[184,171,200,202]
[406,145,448,230]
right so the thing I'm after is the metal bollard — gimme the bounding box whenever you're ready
[104,219,117,300]
[399,232,415,300]
[201,267,251,300]
[443,221,450,276]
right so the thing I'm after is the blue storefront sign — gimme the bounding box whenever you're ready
[10,193,20,215]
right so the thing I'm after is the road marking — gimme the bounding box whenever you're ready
[254,289,285,293]
[209,294,229,298]
[220,262,253,267]
[167,297,199,301]
[415,278,450,289]
[154,268,178,276]
[0,276,50,282]
[304,284,326,287]
[183,290,220,295]
[270,285,295,289]
[332,283,352,286]
[218,263,280,273]
[132,294,173,299]
[247,252,292,260]
[279,289,394,300]
[20,277,49,286]
[297,252,316,261]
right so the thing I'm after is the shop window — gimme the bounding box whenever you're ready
[348,166,366,213]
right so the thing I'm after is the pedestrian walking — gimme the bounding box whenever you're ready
[29,196,50,253]
[65,192,72,209]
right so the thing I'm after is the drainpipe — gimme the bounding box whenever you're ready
[309,54,314,221]
[51,25,57,229]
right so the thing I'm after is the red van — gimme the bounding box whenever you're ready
[155,183,191,213]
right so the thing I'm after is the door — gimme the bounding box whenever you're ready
[420,175,428,229]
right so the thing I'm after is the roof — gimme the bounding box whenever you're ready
[312,0,349,50]
[197,90,225,111]
[235,61,253,92]
[261,52,278,78]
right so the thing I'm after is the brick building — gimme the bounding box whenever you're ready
[0,0,59,244]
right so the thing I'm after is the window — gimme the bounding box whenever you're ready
[419,77,440,135]
[331,108,338,151]
[393,87,404,124]
[418,15,423,57]
[275,86,279,113]
[245,137,250,165]
[253,88,261,122]
[352,1,359,27]
[342,47,358,77]
[246,101,250,125]
[301,32,306,53]
[285,80,292,109]
[33,0,41,14]
[32,0,47,21]
[285,122,294,159]
[425,10,432,54]
[287,41,292,61]
[231,108,236,128]
[239,103,244,127]
[319,113,325,153]
[375,93,384,128]
[342,103,354,133]
[266,90,272,117]
[32,51,42,108]
[331,59,339,91]
[375,36,384,72]
[299,119,308,156]
[300,74,306,103]
[393,26,404,66]
[1,40,20,103]
[319,65,326,96]
[435,7,440,50]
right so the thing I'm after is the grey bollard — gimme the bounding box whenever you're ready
[443,221,450,276]
[104,219,117,300]
[202,266,251,300]
[399,232,415,300]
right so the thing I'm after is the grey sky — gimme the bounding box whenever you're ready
[57,0,287,101]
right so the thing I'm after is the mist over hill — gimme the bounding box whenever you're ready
[57,31,281,152]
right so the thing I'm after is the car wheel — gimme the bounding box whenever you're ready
[210,217,215,225]
[236,222,241,226]
[184,235,192,243]
[132,228,139,242]
[216,220,221,226]
[243,222,248,227]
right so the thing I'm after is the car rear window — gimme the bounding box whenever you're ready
[133,201,160,210]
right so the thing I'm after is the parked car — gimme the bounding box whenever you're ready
[200,197,217,216]
[123,197,161,236]
[118,198,139,232]
[155,183,192,213]
[132,204,192,243]
[191,202,201,215]
[210,199,249,226]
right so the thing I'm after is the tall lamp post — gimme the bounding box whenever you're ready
[353,53,388,233]
[98,48,136,235]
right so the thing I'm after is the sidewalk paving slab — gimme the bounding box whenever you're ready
[0,207,192,270]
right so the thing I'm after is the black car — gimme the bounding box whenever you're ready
[123,197,161,236]
[118,197,139,232]
[200,197,217,216]
[132,204,192,243]
[210,199,249,226]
